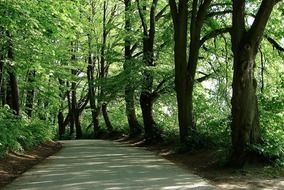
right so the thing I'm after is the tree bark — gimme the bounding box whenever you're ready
[87,27,100,136]
[71,69,82,139]
[137,0,159,141]
[6,31,20,115]
[230,0,278,167]
[25,70,36,117]
[58,111,64,140]
[170,0,212,143]
[102,103,113,133]
[231,47,261,166]
[58,79,66,139]
[124,0,141,137]
[67,84,74,136]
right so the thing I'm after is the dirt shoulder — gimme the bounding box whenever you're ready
[0,141,62,189]
[116,137,284,190]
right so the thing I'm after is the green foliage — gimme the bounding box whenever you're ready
[255,85,284,164]
[0,107,55,157]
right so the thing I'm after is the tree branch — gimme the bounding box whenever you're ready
[264,35,284,52]
[200,27,231,46]
[156,4,169,21]
[169,0,178,29]
[136,0,148,36]
[207,10,232,18]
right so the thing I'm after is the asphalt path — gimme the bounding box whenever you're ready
[4,140,216,190]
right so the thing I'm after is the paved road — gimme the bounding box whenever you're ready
[4,140,216,190]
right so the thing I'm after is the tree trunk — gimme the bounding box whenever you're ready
[0,53,4,94]
[74,107,82,139]
[87,32,100,137]
[124,0,141,137]
[58,79,66,140]
[170,0,189,143]
[67,87,74,136]
[6,32,20,115]
[102,103,113,133]
[0,28,5,101]
[25,70,36,117]
[140,91,157,141]
[71,70,82,139]
[0,77,5,105]
[137,0,158,141]
[125,86,141,136]
[58,111,64,140]
[230,0,277,167]
[230,47,261,167]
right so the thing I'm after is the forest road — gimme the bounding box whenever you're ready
[4,140,216,190]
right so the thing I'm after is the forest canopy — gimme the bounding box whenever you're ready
[0,0,283,168]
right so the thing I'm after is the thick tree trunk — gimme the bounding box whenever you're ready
[124,0,141,137]
[25,70,35,117]
[230,47,261,167]
[175,76,191,143]
[102,103,113,133]
[230,0,277,167]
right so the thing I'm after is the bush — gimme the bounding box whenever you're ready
[0,107,55,157]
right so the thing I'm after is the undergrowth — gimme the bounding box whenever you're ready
[0,106,55,157]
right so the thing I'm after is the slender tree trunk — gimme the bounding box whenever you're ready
[137,0,159,141]
[67,85,74,136]
[58,111,64,139]
[58,79,66,139]
[71,70,82,139]
[0,77,5,105]
[124,0,141,137]
[0,28,5,99]
[0,53,5,106]
[86,1,101,137]
[87,34,100,137]
[6,31,20,115]
[74,106,82,139]
[25,70,36,117]
[102,103,113,133]
[0,53,4,94]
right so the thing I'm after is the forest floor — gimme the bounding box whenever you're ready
[116,137,284,190]
[0,138,283,189]
[0,141,62,189]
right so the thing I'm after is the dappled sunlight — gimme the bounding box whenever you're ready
[5,140,216,190]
